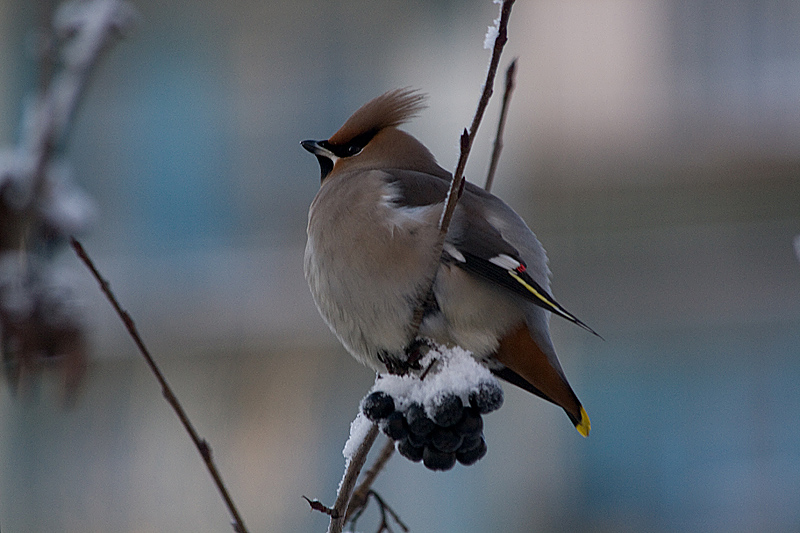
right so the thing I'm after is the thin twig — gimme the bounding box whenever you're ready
[345,437,396,523]
[439,0,515,229]
[485,58,517,193]
[327,423,381,533]
[409,0,515,336]
[370,490,410,533]
[69,237,249,533]
[348,490,410,533]
[303,495,338,517]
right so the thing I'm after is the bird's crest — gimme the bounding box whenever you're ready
[328,88,427,145]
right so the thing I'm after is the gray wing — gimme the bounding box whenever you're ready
[383,170,599,336]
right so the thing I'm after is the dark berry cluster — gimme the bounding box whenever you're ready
[361,381,503,471]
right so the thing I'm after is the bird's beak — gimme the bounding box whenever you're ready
[301,139,335,182]
[301,139,329,156]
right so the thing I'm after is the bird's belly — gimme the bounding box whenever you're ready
[304,235,430,371]
[305,240,524,374]
[422,263,524,357]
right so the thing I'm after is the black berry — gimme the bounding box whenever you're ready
[456,436,487,466]
[423,446,456,471]
[397,438,424,462]
[429,393,463,427]
[469,381,504,414]
[380,410,408,441]
[406,402,435,436]
[459,433,483,452]
[361,391,395,421]
[407,429,429,448]
[430,427,463,453]
[453,407,483,436]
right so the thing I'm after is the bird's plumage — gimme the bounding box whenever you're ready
[328,88,427,146]
[303,89,593,436]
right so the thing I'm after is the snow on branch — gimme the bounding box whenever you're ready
[1,0,136,399]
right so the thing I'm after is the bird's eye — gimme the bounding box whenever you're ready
[346,144,363,156]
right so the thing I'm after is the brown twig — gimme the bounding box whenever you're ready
[349,490,409,533]
[303,495,338,517]
[409,0,515,336]
[485,58,517,193]
[439,0,515,228]
[69,237,249,533]
[345,437,397,523]
[326,422,381,533]
[371,490,410,533]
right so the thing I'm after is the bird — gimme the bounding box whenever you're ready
[302,88,596,437]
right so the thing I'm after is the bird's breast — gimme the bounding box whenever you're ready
[304,171,442,369]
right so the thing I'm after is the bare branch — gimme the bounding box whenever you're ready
[485,58,517,192]
[349,490,409,533]
[443,0,515,220]
[69,237,249,533]
[370,490,410,533]
[409,0,515,337]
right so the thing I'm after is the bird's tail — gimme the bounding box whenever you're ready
[492,323,590,437]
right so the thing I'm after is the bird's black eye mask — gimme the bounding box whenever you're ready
[326,128,379,159]
[306,128,379,181]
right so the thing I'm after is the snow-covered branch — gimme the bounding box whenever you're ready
[0,0,136,399]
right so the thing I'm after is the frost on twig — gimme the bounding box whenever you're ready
[344,438,396,523]
[0,0,136,399]
[325,422,380,533]
[483,0,504,50]
[315,347,504,532]
[319,346,504,531]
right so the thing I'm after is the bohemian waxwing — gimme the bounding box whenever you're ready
[302,88,595,436]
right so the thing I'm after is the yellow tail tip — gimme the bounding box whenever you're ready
[575,406,591,437]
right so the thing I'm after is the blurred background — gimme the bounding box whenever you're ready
[1,0,799,531]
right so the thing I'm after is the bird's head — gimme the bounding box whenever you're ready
[302,88,448,182]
